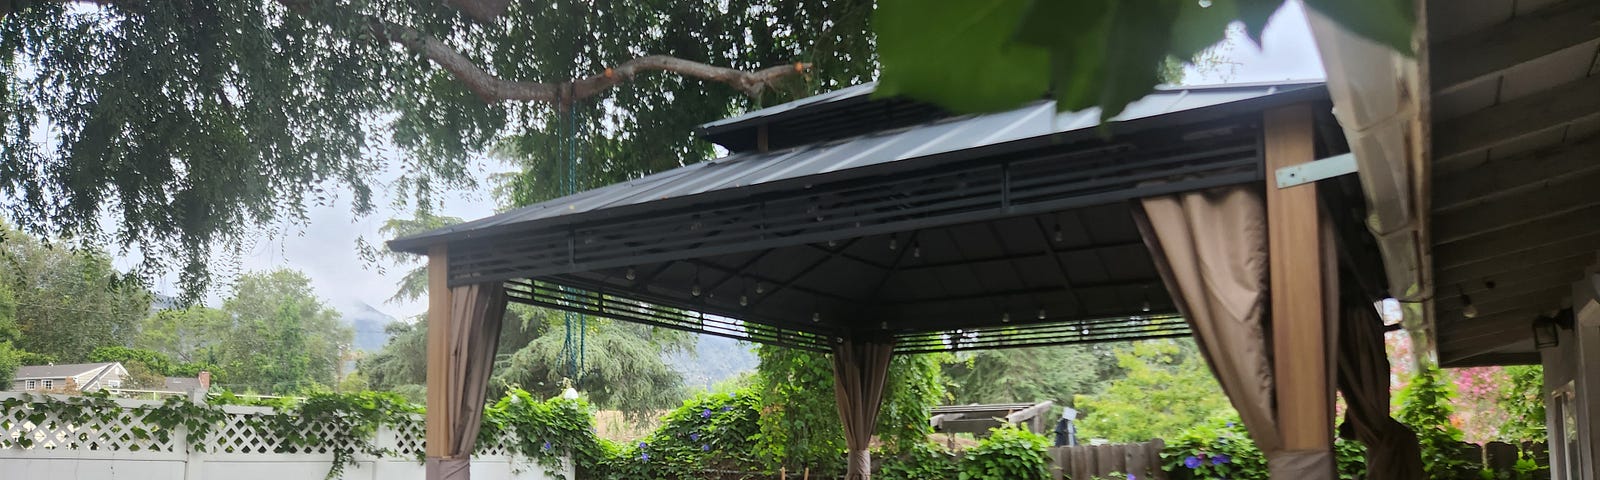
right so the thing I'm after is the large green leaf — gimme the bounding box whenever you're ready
[874,0,1051,113]
[875,0,1415,119]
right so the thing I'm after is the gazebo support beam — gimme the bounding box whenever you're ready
[1264,104,1334,478]
[426,245,458,476]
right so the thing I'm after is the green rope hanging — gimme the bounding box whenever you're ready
[559,85,587,383]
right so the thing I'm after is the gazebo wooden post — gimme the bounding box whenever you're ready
[1264,103,1335,478]
[426,244,458,476]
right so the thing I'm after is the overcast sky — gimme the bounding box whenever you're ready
[116,1,1328,324]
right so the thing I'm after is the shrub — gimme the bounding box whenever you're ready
[596,388,764,480]
[959,425,1051,480]
[1162,417,1368,480]
[1397,366,1479,480]
[879,442,959,480]
[1162,419,1267,480]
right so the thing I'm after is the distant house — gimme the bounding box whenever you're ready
[9,362,128,392]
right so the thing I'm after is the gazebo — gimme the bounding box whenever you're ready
[389,80,1411,479]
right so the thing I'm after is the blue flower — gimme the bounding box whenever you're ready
[542,441,552,451]
[690,433,700,441]
[1212,454,1231,465]
[640,452,650,461]
[639,442,648,449]
[723,405,733,412]
[1127,474,1136,480]
[702,444,711,451]
[1226,421,1236,428]
[701,409,712,418]
[1183,456,1202,469]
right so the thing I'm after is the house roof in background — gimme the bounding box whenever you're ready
[13,362,115,380]
[162,377,200,392]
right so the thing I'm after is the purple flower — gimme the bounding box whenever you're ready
[1127,474,1136,480]
[723,405,733,412]
[1183,456,1202,469]
[701,409,712,418]
[1226,421,1236,428]
[640,452,650,461]
[542,441,552,451]
[702,444,711,451]
[1212,454,1231,465]
[638,442,648,449]
[690,433,700,441]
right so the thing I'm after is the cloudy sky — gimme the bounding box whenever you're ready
[118,1,1328,325]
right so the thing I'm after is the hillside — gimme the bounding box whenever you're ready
[666,334,758,391]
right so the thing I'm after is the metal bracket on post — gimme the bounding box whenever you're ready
[1275,152,1358,188]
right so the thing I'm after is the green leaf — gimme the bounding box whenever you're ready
[874,0,1051,113]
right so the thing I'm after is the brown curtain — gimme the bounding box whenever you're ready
[1138,185,1347,478]
[832,338,895,480]
[1337,292,1425,480]
[426,283,509,480]
[1136,186,1283,455]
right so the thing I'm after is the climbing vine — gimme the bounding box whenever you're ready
[0,392,227,452]
[2,389,598,480]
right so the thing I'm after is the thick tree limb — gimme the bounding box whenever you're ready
[378,21,809,103]
[275,0,810,104]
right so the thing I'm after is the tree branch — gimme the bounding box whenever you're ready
[377,21,810,103]
[8,0,810,104]
[274,0,810,104]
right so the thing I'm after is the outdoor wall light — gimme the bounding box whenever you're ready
[1532,313,1574,349]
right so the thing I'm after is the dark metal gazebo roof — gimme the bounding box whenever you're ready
[391,80,1336,353]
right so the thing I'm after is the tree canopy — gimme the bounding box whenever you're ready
[1,0,868,296]
[943,344,1119,408]
[1073,339,1233,443]
[0,222,152,363]
[214,269,353,392]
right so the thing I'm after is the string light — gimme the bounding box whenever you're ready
[1037,309,1046,320]
[1001,312,1011,323]
[625,268,636,281]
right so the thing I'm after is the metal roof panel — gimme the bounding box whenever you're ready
[391,80,1325,251]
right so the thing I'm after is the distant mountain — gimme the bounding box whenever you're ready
[339,301,398,352]
[666,335,758,391]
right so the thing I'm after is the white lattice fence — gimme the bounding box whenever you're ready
[0,393,568,480]
[0,395,185,460]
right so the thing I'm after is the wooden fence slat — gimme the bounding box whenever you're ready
[1072,446,1094,480]
[1096,444,1124,476]
[1148,439,1167,480]
[1124,442,1148,479]
[1049,447,1066,480]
